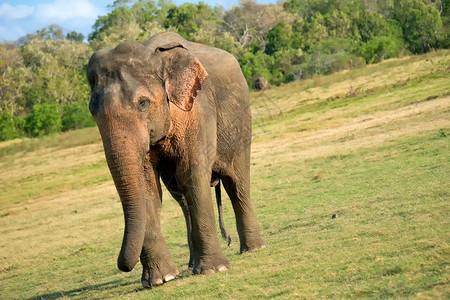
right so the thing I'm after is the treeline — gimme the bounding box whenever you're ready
[1,0,449,141]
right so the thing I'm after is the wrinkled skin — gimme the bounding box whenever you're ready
[87,32,265,288]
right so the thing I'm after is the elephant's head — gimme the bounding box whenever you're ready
[87,41,207,272]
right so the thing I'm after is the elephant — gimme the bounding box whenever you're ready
[87,32,265,288]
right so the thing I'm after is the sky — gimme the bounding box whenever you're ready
[0,0,277,42]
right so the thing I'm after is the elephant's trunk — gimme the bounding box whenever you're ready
[100,123,150,272]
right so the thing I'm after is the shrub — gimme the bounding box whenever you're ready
[0,113,25,141]
[62,100,95,131]
[360,36,406,64]
[26,104,61,137]
[238,51,274,88]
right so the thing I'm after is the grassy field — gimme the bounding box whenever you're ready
[0,50,449,299]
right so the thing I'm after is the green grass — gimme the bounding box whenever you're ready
[0,51,449,299]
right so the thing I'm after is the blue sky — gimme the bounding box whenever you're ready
[0,0,277,42]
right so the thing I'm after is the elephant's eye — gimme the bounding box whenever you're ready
[138,97,151,112]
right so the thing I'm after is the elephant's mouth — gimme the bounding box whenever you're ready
[150,133,167,145]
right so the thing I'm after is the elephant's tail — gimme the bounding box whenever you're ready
[215,180,231,246]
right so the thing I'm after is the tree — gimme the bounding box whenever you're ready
[324,9,355,39]
[355,10,394,43]
[222,0,293,51]
[302,12,329,51]
[89,4,136,41]
[18,24,65,45]
[164,2,221,41]
[394,0,444,53]
[89,0,172,49]
[66,31,85,42]
[265,22,293,55]
[283,0,331,18]
[0,43,30,116]
[21,38,91,106]
[441,0,450,46]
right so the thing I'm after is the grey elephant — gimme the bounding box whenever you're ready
[87,32,265,287]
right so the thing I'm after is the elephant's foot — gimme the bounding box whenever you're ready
[141,260,179,288]
[192,255,230,275]
[240,235,266,253]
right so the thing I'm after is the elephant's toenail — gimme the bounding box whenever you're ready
[151,278,164,286]
[217,265,228,272]
[203,269,215,275]
[164,274,175,282]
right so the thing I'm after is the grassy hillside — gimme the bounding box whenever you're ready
[0,50,449,299]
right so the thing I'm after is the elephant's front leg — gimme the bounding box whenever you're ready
[140,156,179,287]
[159,163,195,269]
[181,165,230,274]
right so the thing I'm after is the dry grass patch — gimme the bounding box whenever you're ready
[253,95,450,162]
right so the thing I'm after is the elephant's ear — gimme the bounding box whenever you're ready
[155,42,208,111]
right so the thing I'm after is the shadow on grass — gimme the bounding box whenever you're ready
[25,278,139,300]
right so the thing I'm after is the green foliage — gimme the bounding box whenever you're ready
[0,44,30,115]
[355,11,392,42]
[62,100,96,131]
[223,1,290,52]
[26,104,62,137]
[302,12,329,51]
[18,24,65,45]
[164,2,221,40]
[394,0,444,53]
[238,51,274,85]
[89,4,136,41]
[360,36,406,63]
[66,31,85,42]
[212,32,239,55]
[265,22,292,55]
[88,0,172,48]
[0,113,25,141]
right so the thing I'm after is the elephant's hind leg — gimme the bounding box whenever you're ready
[222,152,265,253]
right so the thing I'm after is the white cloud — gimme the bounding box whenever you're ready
[0,3,35,20]
[36,0,100,22]
[0,0,104,41]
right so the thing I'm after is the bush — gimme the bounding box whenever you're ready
[360,36,406,64]
[0,113,25,141]
[26,104,61,137]
[62,100,95,131]
[238,51,275,88]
